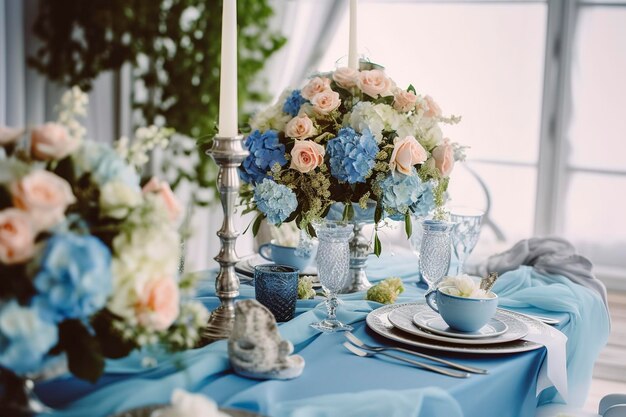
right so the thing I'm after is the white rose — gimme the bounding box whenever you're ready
[99,181,142,219]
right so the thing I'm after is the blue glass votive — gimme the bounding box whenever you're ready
[254,264,299,322]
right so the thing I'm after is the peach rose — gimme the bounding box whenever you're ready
[0,125,23,145]
[389,136,428,175]
[431,139,455,177]
[310,91,341,115]
[10,170,76,231]
[423,95,442,118]
[393,90,418,112]
[143,177,183,222]
[333,67,359,89]
[290,140,325,173]
[301,77,332,100]
[30,122,79,161]
[285,115,317,139]
[357,69,393,98]
[0,209,37,264]
[135,277,180,331]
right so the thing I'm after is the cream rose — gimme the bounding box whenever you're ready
[143,177,183,222]
[301,77,332,100]
[431,139,455,177]
[284,115,316,139]
[310,91,341,115]
[389,136,428,175]
[290,140,325,173]
[0,209,37,264]
[333,67,359,89]
[422,95,442,118]
[357,69,393,98]
[100,181,142,219]
[30,122,79,161]
[0,125,23,145]
[393,90,418,112]
[10,170,76,231]
[135,276,180,331]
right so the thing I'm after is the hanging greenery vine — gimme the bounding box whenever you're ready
[28,0,286,205]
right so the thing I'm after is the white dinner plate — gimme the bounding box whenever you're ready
[367,302,543,354]
[388,304,527,345]
[412,314,509,339]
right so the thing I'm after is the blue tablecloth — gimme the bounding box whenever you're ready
[36,248,609,417]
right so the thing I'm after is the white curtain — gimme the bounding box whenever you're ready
[0,0,121,143]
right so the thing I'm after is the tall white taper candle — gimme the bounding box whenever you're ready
[348,0,358,70]
[218,0,238,137]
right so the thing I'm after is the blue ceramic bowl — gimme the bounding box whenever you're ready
[258,241,317,271]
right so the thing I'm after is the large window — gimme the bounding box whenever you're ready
[315,0,625,285]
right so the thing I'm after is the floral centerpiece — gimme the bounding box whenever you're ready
[239,62,465,253]
[0,88,208,382]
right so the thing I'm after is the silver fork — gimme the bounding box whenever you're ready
[345,332,487,375]
[343,342,470,378]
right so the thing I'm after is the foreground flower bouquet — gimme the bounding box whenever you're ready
[239,62,465,253]
[0,88,208,383]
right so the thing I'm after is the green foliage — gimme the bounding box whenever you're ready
[29,0,286,204]
[58,319,105,383]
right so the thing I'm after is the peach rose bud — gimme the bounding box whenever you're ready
[432,139,455,177]
[423,95,442,118]
[31,122,79,161]
[136,277,180,331]
[143,177,183,222]
[290,140,325,173]
[0,125,23,146]
[389,136,428,175]
[333,67,359,89]
[357,69,393,98]
[285,115,317,139]
[301,77,332,100]
[310,91,341,115]
[0,209,37,264]
[10,170,76,231]
[393,90,418,113]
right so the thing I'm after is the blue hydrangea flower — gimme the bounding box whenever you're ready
[327,128,378,184]
[33,233,112,323]
[282,90,307,117]
[0,301,58,374]
[379,171,435,217]
[254,179,298,225]
[240,130,288,184]
[74,141,140,188]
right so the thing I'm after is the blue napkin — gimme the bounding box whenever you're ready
[493,266,610,407]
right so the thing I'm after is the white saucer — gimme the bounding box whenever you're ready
[413,315,508,339]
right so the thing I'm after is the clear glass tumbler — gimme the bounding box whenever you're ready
[310,220,354,332]
[419,220,455,293]
[449,207,484,275]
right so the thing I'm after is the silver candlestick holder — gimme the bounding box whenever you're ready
[201,134,248,344]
